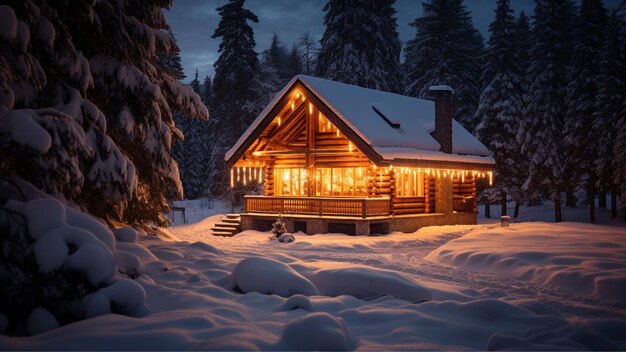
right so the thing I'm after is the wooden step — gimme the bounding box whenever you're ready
[214,222,239,229]
[222,218,241,224]
[225,214,241,219]
[211,228,236,236]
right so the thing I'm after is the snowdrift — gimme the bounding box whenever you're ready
[426,222,626,304]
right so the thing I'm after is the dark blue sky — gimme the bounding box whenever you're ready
[164,0,619,83]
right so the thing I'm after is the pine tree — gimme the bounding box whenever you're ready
[208,0,260,196]
[190,69,201,94]
[286,45,304,79]
[513,11,533,214]
[158,30,186,82]
[257,50,284,106]
[317,0,403,93]
[297,32,317,75]
[404,0,484,132]
[266,33,288,81]
[202,75,213,106]
[606,3,626,219]
[520,0,576,222]
[564,0,607,221]
[0,0,207,226]
[475,0,524,218]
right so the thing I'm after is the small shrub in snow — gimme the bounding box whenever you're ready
[278,233,295,243]
[271,215,287,238]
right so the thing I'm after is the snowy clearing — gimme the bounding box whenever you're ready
[1,199,625,350]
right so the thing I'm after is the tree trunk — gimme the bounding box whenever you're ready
[611,186,617,219]
[485,202,491,219]
[554,197,563,222]
[589,176,595,224]
[565,188,577,207]
[599,190,607,209]
[501,190,507,216]
[514,200,520,219]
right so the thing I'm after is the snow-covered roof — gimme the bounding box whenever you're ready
[226,75,494,166]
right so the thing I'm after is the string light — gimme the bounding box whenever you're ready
[277,116,281,126]
[348,142,353,152]
[230,169,234,188]
[309,103,313,115]
[291,102,294,111]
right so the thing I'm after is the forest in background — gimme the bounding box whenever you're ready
[173,0,626,223]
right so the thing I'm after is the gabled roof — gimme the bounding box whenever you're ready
[226,75,494,167]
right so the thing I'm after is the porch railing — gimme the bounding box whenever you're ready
[244,196,391,218]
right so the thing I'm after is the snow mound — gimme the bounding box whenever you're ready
[310,265,431,303]
[279,312,351,351]
[81,279,147,318]
[0,5,17,40]
[279,294,312,311]
[112,226,138,243]
[230,257,318,297]
[426,222,626,304]
[20,198,116,285]
[66,206,115,250]
[278,233,295,243]
[27,308,59,336]
[0,110,51,153]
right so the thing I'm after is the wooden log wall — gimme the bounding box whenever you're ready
[263,163,274,196]
[427,176,435,213]
[453,174,476,197]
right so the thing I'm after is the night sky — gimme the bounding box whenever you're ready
[164,0,620,83]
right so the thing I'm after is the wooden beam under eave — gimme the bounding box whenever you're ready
[383,158,494,172]
[296,81,384,165]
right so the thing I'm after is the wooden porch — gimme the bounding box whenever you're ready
[244,195,391,218]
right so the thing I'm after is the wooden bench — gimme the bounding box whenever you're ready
[171,206,186,224]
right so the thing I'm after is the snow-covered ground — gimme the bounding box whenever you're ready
[2,199,625,350]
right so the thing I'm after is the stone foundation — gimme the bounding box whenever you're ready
[240,212,477,236]
[390,212,477,233]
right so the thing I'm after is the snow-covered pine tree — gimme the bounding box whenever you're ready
[257,50,284,107]
[606,3,626,219]
[180,71,211,199]
[208,0,260,196]
[520,0,576,222]
[0,1,207,226]
[316,0,403,93]
[286,45,304,79]
[266,33,290,82]
[158,30,186,82]
[297,32,317,75]
[564,0,607,222]
[475,0,524,218]
[202,75,213,106]
[404,0,484,132]
[173,70,201,195]
[513,11,534,215]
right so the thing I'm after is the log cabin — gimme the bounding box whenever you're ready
[224,75,494,235]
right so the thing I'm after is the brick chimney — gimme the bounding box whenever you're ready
[429,85,454,154]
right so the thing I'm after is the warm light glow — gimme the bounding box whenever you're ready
[291,102,294,111]
[309,103,313,114]
[277,116,281,126]
[488,171,493,186]
[348,142,353,152]
[301,95,305,102]
[230,169,234,188]
[336,128,339,137]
